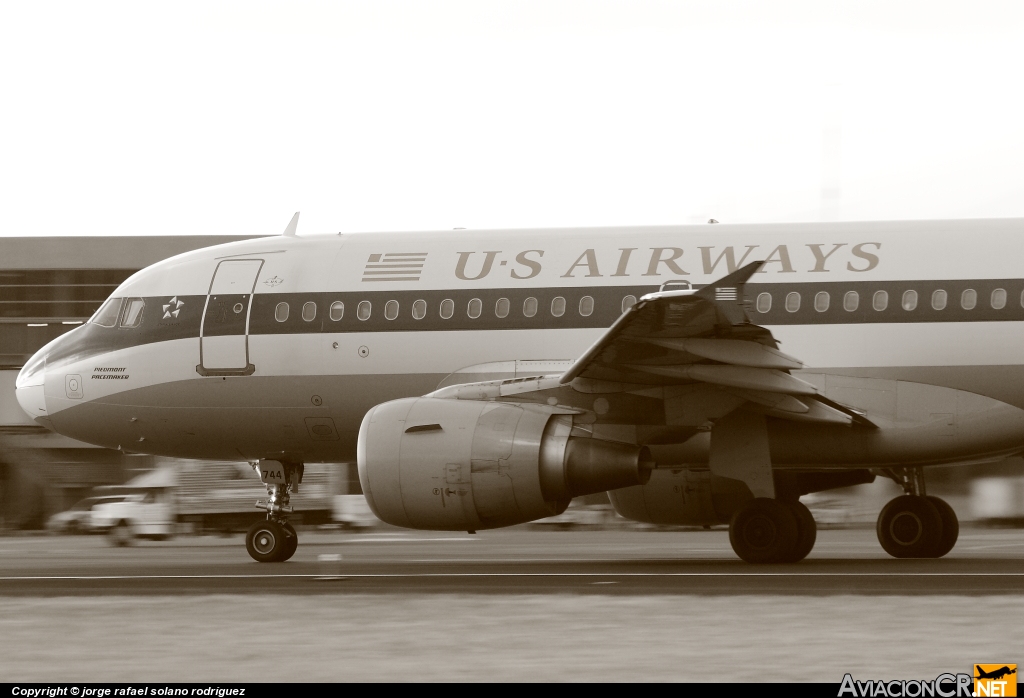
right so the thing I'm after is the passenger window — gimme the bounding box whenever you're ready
[329,301,344,321]
[91,297,124,327]
[440,299,454,319]
[991,288,1007,310]
[385,300,399,320]
[873,290,888,311]
[357,300,371,321]
[495,298,510,319]
[412,299,426,320]
[902,290,918,311]
[961,288,977,310]
[785,292,800,313]
[467,298,482,319]
[120,298,145,328]
[755,293,771,313]
[931,290,947,310]
[302,301,316,322]
[275,302,289,322]
[814,292,829,312]
[621,295,637,313]
[843,291,859,312]
[523,297,538,318]
[579,296,594,317]
[551,296,566,317]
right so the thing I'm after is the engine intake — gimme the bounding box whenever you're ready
[358,397,652,530]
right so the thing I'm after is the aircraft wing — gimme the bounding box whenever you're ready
[429,261,873,431]
[558,261,872,427]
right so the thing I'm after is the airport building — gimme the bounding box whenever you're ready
[0,236,264,528]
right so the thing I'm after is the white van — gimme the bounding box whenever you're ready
[92,490,175,545]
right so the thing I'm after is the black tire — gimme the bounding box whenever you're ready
[780,499,817,563]
[108,521,134,547]
[876,496,943,558]
[926,496,959,558]
[280,522,298,562]
[729,498,799,564]
[245,520,288,563]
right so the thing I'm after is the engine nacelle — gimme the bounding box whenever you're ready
[358,397,653,530]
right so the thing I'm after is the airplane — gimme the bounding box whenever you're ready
[975,667,1016,681]
[15,214,1024,563]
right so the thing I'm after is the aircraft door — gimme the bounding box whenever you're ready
[198,259,263,376]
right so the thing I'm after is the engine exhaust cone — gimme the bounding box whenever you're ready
[563,438,654,498]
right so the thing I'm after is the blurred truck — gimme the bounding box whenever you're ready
[45,495,131,534]
[332,494,378,529]
[970,476,1024,526]
[95,461,336,545]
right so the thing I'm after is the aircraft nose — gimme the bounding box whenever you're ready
[15,347,48,422]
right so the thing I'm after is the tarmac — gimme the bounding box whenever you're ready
[1,526,1022,596]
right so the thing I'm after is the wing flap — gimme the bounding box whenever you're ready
[626,364,819,396]
[646,337,803,370]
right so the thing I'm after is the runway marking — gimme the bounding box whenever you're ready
[341,537,479,543]
[2,572,1024,581]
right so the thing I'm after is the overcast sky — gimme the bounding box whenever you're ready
[2,1,1023,237]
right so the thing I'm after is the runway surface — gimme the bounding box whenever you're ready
[1,526,1022,596]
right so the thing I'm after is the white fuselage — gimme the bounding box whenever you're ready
[15,218,1024,466]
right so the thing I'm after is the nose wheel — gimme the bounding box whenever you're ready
[245,519,298,562]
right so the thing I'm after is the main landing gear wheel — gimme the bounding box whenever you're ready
[876,495,943,558]
[246,520,288,562]
[280,522,298,562]
[925,496,959,558]
[728,498,799,564]
[780,499,817,563]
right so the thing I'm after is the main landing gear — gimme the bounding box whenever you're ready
[876,467,958,559]
[711,411,818,563]
[245,460,302,562]
[728,497,817,564]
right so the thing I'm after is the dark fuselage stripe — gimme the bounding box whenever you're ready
[41,279,1024,372]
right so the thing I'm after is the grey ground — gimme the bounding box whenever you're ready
[1,528,1020,681]
[1,527,1021,595]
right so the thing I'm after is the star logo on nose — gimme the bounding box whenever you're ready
[162,297,184,320]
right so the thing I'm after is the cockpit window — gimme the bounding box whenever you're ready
[91,297,124,327]
[120,298,145,328]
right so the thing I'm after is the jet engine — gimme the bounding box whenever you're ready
[357,397,653,530]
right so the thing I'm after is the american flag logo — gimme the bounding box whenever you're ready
[361,252,428,282]
[715,287,738,301]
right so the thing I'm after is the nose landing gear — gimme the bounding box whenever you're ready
[876,467,959,559]
[246,460,302,562]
